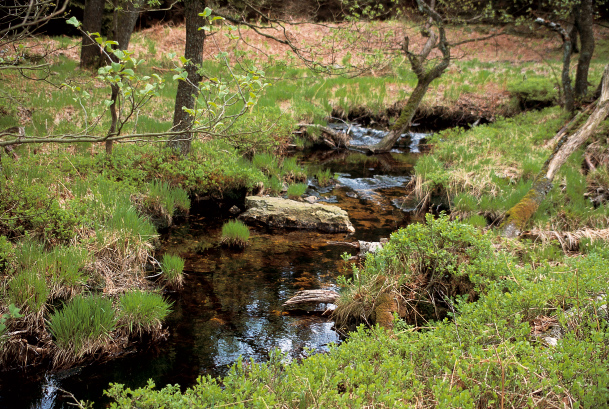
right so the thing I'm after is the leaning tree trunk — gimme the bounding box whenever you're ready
[168,0,207,156]
[574,0,595,101]
[356,0,449,153]
[501,64,609,238]
[80,0,105,69]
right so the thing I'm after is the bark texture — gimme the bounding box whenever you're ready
[80,0,105,69]
[168,0,206,156]
[501,64,609,238]
[113,0,144,50]
[574,0,595,100]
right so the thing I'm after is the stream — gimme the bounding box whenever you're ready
[0,126,426,408]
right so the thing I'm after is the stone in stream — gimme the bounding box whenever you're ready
[239,196,355,233]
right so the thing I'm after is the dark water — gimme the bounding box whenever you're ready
[0,139,423,409]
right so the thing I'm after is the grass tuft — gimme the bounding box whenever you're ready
[220,220,250,248]
[118,291,172,337]
[160,254,185,289]
[286,183,308,199]
[48,294,116,363]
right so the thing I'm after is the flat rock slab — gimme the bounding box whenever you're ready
[239,196,355,233]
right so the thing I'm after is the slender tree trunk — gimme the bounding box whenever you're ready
[168,0,206,156]
[501,64,609,238]
[106,84,119,154]
[535,18,574,112]
[104,0,144,154]
[80,0,105,69]
[574,0,595,100]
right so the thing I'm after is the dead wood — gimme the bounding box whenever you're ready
[283,289,340,307]
[500,63,609,238]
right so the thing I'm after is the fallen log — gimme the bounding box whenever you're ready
[501,63,609,238]
[283,289,340,307]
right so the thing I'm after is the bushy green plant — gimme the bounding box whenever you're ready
[286,183,307,199]
[252,152,279,175]
[265,175,283,195]
[160,254,185,289]
[48,294,116,357]
[220,219,250,248]
[280,157,306,183]
[146,181,190,218]
[105,249,609,408]
[118,291,172,336]
[335,214,501,326]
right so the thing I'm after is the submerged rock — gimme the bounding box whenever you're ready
[239,196,355,233]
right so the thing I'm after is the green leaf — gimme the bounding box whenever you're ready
[200,7,212,17]
[198,26,211,31]
[211,16,224,21]
[113,49,125,60]
[66,17,81,28]
[104,100,114,108]
[122,69,135,76]
[111,62,122,72]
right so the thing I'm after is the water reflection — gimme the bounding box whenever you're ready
[0,146,422,409]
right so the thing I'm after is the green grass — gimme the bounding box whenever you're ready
[118,291,172,336]
[48,295,116,357]
[7,269,48,314]
[286,182,308,199]
[220,219,250,248]
[160,254,185,289]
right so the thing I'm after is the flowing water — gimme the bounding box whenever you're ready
[0,126,426,409]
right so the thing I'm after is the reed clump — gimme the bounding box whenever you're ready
[160,254,185,289]
[287,183,308,199]
[221,220,250,248]
[118,291,172,338]
[48,294,116,365]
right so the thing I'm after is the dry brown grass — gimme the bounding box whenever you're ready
[522,228,609,251]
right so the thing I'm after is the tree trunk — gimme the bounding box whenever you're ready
[168,0,206,156]
[535,18,574,112]
[103,0,144,154]
[501,64,609,238]
[113,0,144,50]
[574,0,595,101]
[80,0,105,69]
[358,0,449,153]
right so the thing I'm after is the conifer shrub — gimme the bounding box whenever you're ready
[48,295,116,360]
[160,254,185,289]
[118,291,172,337]
[220,220,250,248]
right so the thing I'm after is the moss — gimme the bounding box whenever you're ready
[501,177,553,236]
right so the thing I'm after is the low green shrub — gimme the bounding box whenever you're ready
[48,294,116,357]
[252,152,279,175]
[220,220,250,248]
[104,247,609,408]
[265,175,283,195]
[286,183,307,199]
[280,157,306,183]
[335,214,502,327]
[160,254,185,289]
[118,291,172,336]
[146,181,190,218]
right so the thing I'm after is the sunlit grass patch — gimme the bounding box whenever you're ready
[7,269,48,315]
[160,253,185,289]
[220,219,250,249]
[118,291,172,337]
[286,183,308,199]
[48,294,116,364]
